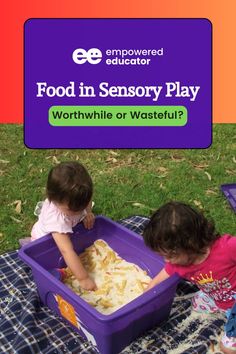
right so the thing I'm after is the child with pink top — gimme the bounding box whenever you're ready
[31,161,97,291]
[143,202,236,354]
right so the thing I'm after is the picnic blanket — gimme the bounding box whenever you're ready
[0,216,227,354]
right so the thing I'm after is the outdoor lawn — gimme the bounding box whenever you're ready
[0,123,235,254]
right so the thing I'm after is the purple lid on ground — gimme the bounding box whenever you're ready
[221,184,236,212]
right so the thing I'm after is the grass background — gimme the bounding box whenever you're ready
[0,124,235,253]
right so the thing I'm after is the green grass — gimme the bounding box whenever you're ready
[0,124,236,253]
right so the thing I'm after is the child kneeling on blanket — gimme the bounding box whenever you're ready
[143,201,236,354]
[31,161,97,292]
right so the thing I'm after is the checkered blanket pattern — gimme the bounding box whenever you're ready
[0,216,226,354]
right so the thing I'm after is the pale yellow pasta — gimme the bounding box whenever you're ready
[136,279,145,291]
[98,298,113,308]
[63,239,151,314]
[95,240,107,248]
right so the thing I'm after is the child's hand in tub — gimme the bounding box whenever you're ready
[80,276,97,291]
[145,269,170,291]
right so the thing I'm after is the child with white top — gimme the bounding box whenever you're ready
[31,161,96,291]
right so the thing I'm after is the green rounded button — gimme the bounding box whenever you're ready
[49,106,187,127]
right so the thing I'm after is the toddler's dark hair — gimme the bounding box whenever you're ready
[143,201,220,256]
[47,161,93,211]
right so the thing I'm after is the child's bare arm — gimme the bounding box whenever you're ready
[145,268,170,291]
[83,200,95,230]
[86,200,93,212]
[52,232,97,290]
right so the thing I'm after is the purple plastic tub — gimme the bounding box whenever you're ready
[18,216,179,354]
[221,183,236,212]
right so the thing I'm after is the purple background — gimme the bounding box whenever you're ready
[24,19,212,148]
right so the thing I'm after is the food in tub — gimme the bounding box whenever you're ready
[62,239,151,314]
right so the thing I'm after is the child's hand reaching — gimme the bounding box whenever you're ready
[83,212,95,230]
[145,279,157,292]
[145,269,170,292]
[79,276,97,291]
[52,232,97,291]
